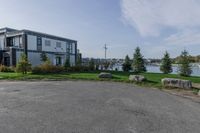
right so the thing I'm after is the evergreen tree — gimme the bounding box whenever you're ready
[16,53,32,74]
[95,63,99,71]
[76,54,82,66]
[178,50,192,76]
[103,62,110,70]
[89,58,95,71]
[132,47,146,73]
[122,55,131,72]
[40,52,48,62]
[160,51,172,74]
[64,58,70,68]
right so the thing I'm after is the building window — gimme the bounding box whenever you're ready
[69,43,73,53]
[45,40,51,46]
[37,37,42,51]
[19,36,23,48]
[56,42,61,48]
[56,56,62,66]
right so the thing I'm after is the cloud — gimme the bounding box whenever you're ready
[164,29,200,46]
[121,0,200,37]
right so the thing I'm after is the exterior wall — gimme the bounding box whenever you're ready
[27,51,42,66]
[71,42,76,54]
[16,50,23,65]
[42,37,67,53]
[16,50,67,67]
[13,36,22,47]
[70,55,76,66]
[0,28,78,67]
[0,35,4,50]
[27,35,37,50]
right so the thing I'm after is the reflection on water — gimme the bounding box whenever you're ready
[146,65,200,76]
[111,65,200,77]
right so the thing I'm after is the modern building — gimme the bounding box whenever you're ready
[0,27,78,67]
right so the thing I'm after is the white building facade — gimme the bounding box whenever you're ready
[0,27,78,66]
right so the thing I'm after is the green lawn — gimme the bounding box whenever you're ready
[0,71,199,89]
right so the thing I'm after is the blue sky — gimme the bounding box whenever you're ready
[1,0,200,59]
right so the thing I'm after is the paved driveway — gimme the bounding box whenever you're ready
[0,81,199,133]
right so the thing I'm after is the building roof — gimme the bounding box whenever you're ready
[0,27,18,34]
[23,29,77,42]
[1,27,77,42]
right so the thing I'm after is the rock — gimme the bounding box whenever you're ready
[161,78,192,89]
[98,72,112,79]
[129,75,146,82]
[198,90,200,96]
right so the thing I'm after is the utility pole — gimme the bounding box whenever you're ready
[104,44,108,59]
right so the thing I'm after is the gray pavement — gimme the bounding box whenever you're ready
[0,81,199,133]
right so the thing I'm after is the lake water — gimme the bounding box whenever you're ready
[112,65,200,77]
[147,65,200,77]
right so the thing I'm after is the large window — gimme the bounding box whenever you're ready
[37,37,42,51]
[19,36,23,48]
[69,43,73,53]
[45,40,51,47]
[56,56,62,66]
[56,42,61,48]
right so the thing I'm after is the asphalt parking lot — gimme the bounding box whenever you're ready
[0,81,199,133]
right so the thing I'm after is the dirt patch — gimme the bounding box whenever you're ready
[163,88,200,103]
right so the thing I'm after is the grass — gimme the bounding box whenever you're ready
[0,71,199,90]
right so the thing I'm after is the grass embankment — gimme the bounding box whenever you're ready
[0,71,199,89]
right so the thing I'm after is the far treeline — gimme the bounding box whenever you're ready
[123,47,193,77]
[173,55,200,63]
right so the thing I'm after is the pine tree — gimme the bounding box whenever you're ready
[76,54,82,66]
[160,51,172,74]
[89,58,95,71]
[178,50,192,76]
[40,52,48,62]
[132,47,146,73]
[64,58,70,68]
[16,53,32,74]
[122,55,131,72]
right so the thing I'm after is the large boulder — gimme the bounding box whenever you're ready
[162,78,192,89]
[198,90,200,96]
[129,75,146,82]
[98,72,112,79]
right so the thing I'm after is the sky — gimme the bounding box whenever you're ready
[0,0,200,59]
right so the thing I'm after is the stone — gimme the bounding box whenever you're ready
[98,72,112,79]
[198,90,200,96]
[129,75,146,82]
[161,78,192,89]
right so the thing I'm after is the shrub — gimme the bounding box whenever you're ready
[66,66,90,72]
[32,61,65,74]
[0,65,15,72]
[16,53,32,74]
[40,52,48,62]
[64,58,70,69]
[89,58,95,71]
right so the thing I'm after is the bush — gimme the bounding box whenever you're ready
[32,62,65,74]
[0,65,15,72]
[16,53,32,74]
[66,66,90,72]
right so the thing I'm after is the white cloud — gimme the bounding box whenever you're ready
[164,29,200,46]
[121,0,200,37]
